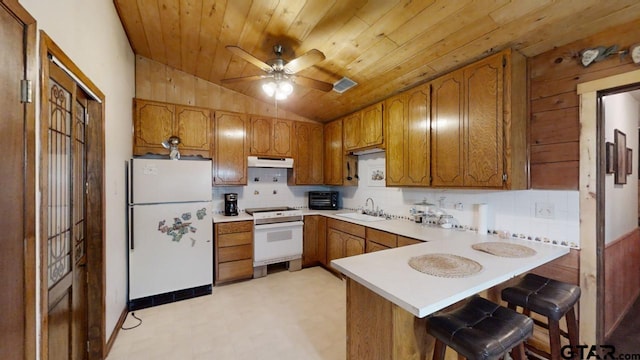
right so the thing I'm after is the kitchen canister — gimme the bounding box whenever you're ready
[475,203,489,235]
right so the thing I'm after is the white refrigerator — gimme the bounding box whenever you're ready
[128,158,213,309]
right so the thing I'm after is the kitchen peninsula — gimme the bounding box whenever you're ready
[331,234,569,359]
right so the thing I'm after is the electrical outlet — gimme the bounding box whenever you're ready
[454,202,463,210]
[535,202,555,219]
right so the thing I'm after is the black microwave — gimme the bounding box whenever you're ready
[308,191,339,210]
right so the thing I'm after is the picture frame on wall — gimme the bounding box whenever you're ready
[614,129,627,185]
[606,142,615,174]
[626,148,633,175]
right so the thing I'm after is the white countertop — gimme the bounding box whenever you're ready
[331,236,569,318]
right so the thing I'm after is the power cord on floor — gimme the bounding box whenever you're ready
[121,312,142,330]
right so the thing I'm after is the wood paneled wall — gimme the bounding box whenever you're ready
[604,228,640,340]
[529,19,640,189]
[135,55,314,122]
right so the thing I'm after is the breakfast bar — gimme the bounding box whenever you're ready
[331,235,570,359]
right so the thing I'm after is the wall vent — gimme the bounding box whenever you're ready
[333,77,357,93]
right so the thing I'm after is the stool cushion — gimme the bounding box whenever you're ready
[501,273,581,321]
[426,296,533,360]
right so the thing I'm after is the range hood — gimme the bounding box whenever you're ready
[349,147,385,156]
[247,156,294,168]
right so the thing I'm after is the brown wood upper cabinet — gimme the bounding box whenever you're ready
[289,121,324,185]
[385,83,431,187]
[343,102,384,152]
[324,119,344,185]
[431,49,527,189]
[213,110,248,185]
[133,99,213,157]
[249,116,294,157]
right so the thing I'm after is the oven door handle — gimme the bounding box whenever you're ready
[254,221,304,230]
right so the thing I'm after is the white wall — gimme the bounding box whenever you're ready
[603,92,640,244]
[20,0,135,342]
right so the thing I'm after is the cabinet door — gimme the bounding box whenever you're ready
[324,120,343,185]
[308,124,324,184]
[344,235,364,257]
[406,85,430,185]
[303,215,319,267]
[292,122,323,185]
[343,112,362,151]
[385,87,430,187]
[397,236,422,247]
[133,99,174,155]
[366,241,390,253]
[272,118,293,157]
[249,116,273,155]
[214,111,247,185]
[385,94,407,185]
[431,72,464,187]
[326,228,345,265]
[463,54,504,187]
[175,105,211,156]
[360,102,383,148]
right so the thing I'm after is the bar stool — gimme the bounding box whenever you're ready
[501,273,580,360]
[425,296,533,360]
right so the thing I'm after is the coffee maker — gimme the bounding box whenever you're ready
[224,193,238,216]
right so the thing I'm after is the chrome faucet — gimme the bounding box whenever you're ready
[365,197,375,215]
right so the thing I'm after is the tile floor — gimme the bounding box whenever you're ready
[107,267,346,360]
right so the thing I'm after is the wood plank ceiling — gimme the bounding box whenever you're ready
[114,0,640,122]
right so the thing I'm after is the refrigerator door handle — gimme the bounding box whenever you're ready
[129,207,134,250]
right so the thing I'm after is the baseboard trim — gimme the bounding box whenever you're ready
[105,306,128,357]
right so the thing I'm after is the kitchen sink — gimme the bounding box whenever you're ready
[336,212,387,222]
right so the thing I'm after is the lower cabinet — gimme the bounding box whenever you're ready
[214,221,253,284]
[365,228,397,253]
[326,219,365,271]
[303,215,327,267]
[397,235,422,247]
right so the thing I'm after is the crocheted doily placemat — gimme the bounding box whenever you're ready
[408,253,483,278]
[471,242,537,258]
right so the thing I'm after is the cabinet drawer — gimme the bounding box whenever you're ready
[397,236,422,247]
[218,232,252,247]
[217,259,253,282]
[366,241,391,253]
[218,244,252,262]
[327,218,365,238]
[366,228,397,248]
[216,221,253,235]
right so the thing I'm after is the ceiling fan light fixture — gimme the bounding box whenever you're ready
[262,79,293,100]
[262,81,276,97]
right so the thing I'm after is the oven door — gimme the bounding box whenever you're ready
[253,221,304,267]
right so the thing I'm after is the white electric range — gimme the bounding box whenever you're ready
[244,207,304,277]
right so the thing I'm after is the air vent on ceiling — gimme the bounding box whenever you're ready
[333,77,358,93]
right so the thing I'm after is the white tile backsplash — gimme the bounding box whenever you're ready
[211,154,580,248]
[338,153,580,248]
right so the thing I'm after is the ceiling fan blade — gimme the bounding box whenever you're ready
[283,49,325,74]
[221,75,269,84]
[292,75,333,92]
[226,45,273,73]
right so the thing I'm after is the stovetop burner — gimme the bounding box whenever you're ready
[245,207,296,215]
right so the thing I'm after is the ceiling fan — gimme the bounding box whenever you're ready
[222,44,333,99]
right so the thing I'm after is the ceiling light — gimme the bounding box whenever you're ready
[262,79,293,100]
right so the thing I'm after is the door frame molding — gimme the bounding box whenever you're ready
[0,1,37,359]
[38,31,106,359]
[577,69,640,344]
